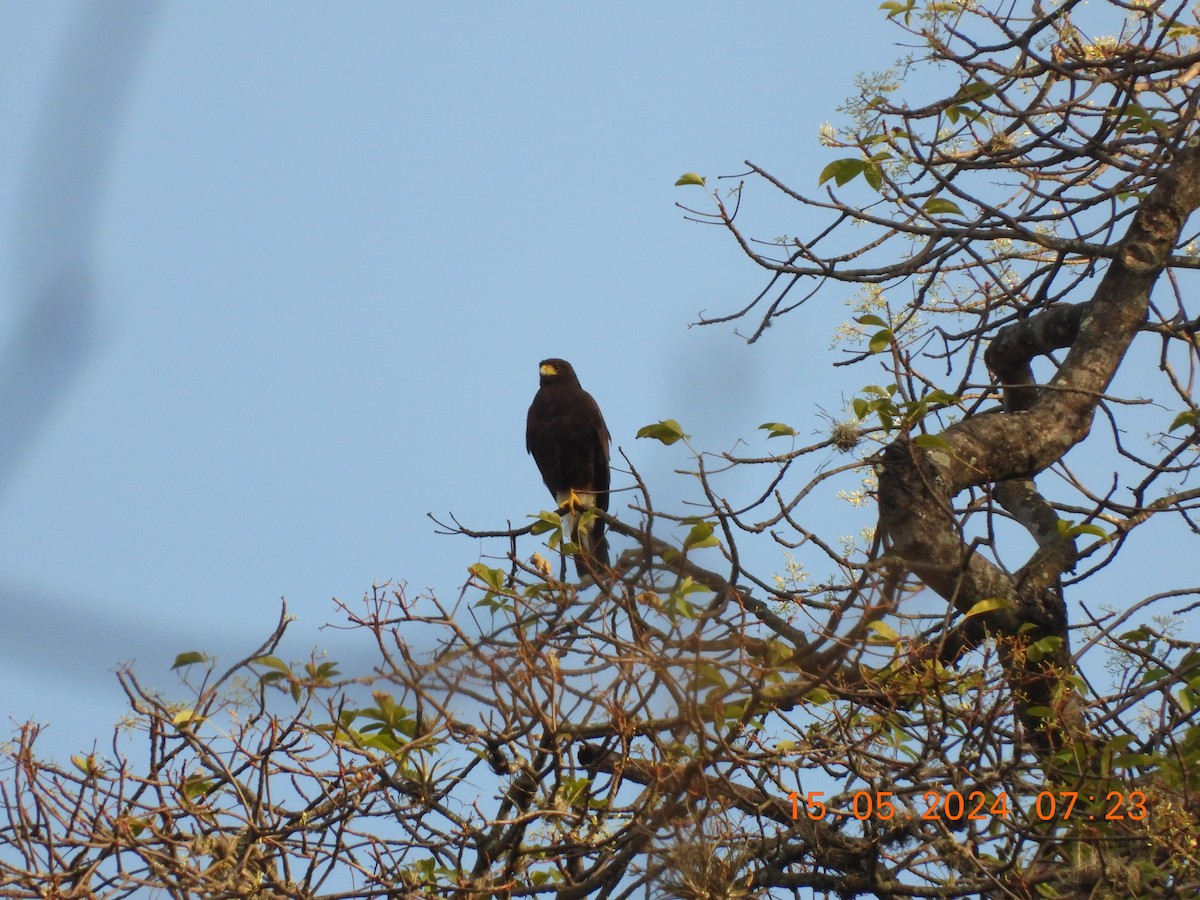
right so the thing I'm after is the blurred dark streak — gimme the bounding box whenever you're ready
[0,1,161,500]
[0,578,167,692]
[0,578,368,698]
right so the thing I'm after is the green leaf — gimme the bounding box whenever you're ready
[867,620,900,643]
[576,506,602,540]
[913,433,950,450]
[252,655,292,674]
[868,328,893,354]
[943,81,994,127]
[759,421,797,439]
[1105,734,1137,754]
[1118,103,1168,135]
[923,389,959,407]
[636,419,689,445]
[666,576,713,620]
[963,597,1011,619]
[1119,625,1151,643]
[1141,666,1169,685]
[558,775,591,807]
[71,754,103,777]
[806,687,833,705]
[923,197,963,216]
[682,520,719,551]
[694,663,727,689]
[1112,752,1155,767]
[674,172,706,187]
[1057,519,1111,541]
[712,699,749,724]
[818,157,866,187]
[862,161,883,191]
[172,709,205,728]
[183,774,215,801]
[1179,687,1194,714]
[1027,635,1064,663]
[171,651,210,671]
[762,639,794,666]
[759,680,796,701]
[946,103,989,125]
[469,562,507,592]
[879,0,915,21]
[1170,409,1198,432]
[855,314,887,328]
[529,510,561,535]
[950,79,994,104]
[305,660,340,683]
[1168,22,1200,39]
[674,576,714,598]
[1074,522,1110,540]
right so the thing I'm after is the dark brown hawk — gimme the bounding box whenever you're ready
[526,358,611,578]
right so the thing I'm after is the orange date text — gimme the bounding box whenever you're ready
[787,789,1148,823]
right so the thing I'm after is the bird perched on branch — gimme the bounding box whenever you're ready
[526,358,611,579]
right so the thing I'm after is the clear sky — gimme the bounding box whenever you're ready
[2,4,1187,762]
[0,3,902,755]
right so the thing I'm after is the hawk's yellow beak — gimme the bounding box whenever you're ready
[540,363,558,377]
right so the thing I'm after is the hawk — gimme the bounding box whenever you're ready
[526,358,611,578]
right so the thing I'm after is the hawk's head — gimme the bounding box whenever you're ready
[538,358,580,387]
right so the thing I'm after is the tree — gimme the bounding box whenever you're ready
[4,2,1200,897]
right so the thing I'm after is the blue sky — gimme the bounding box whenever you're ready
[0,3,902,754]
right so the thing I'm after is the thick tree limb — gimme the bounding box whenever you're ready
[878,140,1200,749]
